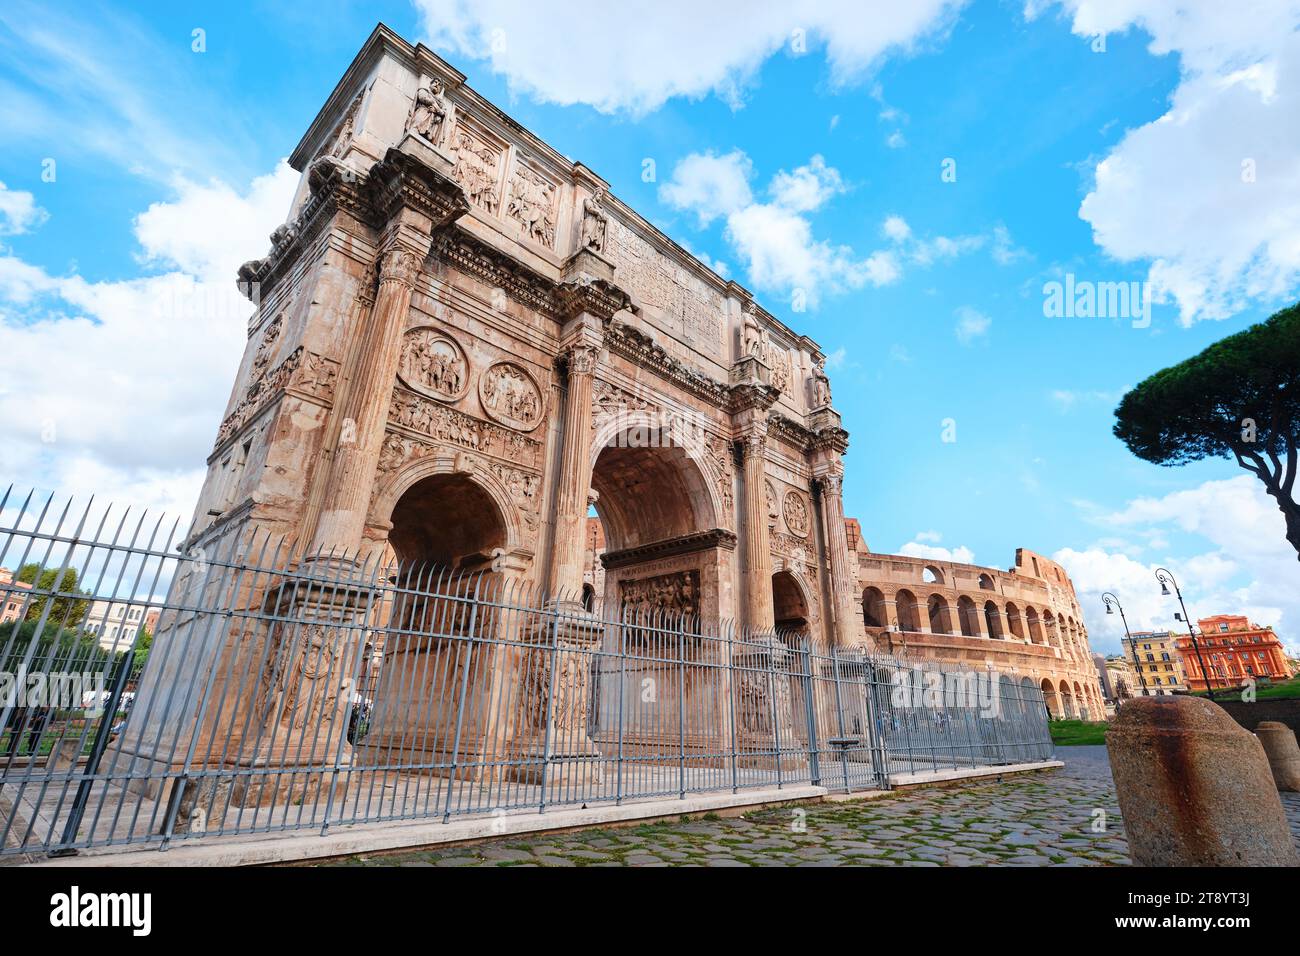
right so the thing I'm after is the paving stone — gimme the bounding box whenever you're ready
[323,747,1299,869]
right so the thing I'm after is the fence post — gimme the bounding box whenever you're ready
[536,605,561,814]
[828,644,850,792]
[677,617,687,800]
[615,616,626,806]
[798,636,820,787]
[726,624,738,795]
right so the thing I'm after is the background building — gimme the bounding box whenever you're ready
[1176,615,1294,692]
[0,568,33,624]
[1104,656,1140,703]
[84,600,159,652]
[1122,631,1186,694]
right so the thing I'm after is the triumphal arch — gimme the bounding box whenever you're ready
[194,25,858,640]
[113,24,863,802]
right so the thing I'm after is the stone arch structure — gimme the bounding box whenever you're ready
[957,595,979,636]
[862,586,887,629]
[370,451,531,563]
[1041,678,1061,718]
[983,600,1004,639]
[1025,606,1044,644]
[922,565,944,585]
[1005,602,1026,641]
[772,568,813,638]
[1059,680,1075,719]
[927,593,955,635]
[895,588,922,632]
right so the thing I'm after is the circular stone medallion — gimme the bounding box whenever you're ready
[398,327,470,403]
[783,490,810,538]
[479,361,545,432]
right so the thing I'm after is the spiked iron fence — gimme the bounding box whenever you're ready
[0,490,1052,858]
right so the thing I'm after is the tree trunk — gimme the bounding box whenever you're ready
[1263,480,1300,560]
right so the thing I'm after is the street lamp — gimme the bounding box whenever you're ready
[1155,567,1215,701]
[1103,591,1148,700]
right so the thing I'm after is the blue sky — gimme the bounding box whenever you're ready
[1,0,1298,654]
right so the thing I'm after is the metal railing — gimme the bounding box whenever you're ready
[0,489,1052,858]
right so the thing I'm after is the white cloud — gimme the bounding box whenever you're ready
[1057,475,1300,655]
[0,182,47,235]
[658,150,753,227]
[882,215,912,242]
[1037,1,1300,323]
[914,529,943,543]
[885,130,908,149]
[899,538,976,564]
[954,305,991,344]
[768,155,845,212]
[414,0,967,115]
[664,151,898,306]
[1049,387,1125,411]
[0,162,299,506]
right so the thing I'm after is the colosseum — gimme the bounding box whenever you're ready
[586,518,1104,721]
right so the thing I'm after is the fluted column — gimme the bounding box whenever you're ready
[817,472,859,645]
[740,426,775,631]
[309,243,424,558]
[548,343,600,604]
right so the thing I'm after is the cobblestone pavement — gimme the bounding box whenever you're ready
[322,747,1300,867]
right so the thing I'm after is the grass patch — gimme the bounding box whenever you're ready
[1048,719,1108,746]
[1189,672,1300,701]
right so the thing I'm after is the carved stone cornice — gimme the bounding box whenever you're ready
[555,272,629,322]
[365,145,470,232]
[769,411,849,455]
[728,380,780,415]
[432,229,560,318]
[237,156,371,303]
[603,319,732,408]
[600,528,738,570]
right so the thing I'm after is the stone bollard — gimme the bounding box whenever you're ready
[1106,696,1298,866]
[1255,721,1300,792]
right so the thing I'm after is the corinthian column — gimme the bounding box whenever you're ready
[818,472,859,645]
[309,243,424,559]
[740,426,775,631]
[548,342,600,604]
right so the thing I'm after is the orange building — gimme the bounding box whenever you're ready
[1176,615,1294,692]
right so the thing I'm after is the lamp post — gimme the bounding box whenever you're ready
[1102,591,1147,700]
[1155,567,1215,701]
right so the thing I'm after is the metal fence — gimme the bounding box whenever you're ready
[0,490,1052,858]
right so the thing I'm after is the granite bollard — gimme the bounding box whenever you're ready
[1106,695,1298,866]
[1255,720,1300,792]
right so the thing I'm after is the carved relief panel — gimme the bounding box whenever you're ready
[783,490,810,538]
[449,119,504,216]
[618,570,701,620]
[397,327,470,403]
[606,218,724,359]
[506,161,559,248]
[479,362,545,432]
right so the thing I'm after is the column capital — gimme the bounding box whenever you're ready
[561,342,601,377]
[816,472,844,497]
[377,245,423,287]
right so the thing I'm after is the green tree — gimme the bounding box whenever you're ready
[1113,302,1300,558]
[131,627,153,678]
[14,563,92,626]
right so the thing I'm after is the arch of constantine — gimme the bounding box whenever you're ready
[106,24,1095,813]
